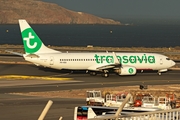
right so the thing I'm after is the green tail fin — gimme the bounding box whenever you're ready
[19,19,59,54]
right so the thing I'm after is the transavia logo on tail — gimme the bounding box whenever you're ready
[22,28,42,54]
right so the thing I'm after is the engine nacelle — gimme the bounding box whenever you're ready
[115,66,137,75]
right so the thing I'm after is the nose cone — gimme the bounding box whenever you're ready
[171,60,176,67]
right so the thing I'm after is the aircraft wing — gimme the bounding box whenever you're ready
[5,50,23,56]
[97,63,120,70]
[88,52,121,71]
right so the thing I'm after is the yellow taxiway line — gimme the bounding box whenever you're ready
[0,75,72,81]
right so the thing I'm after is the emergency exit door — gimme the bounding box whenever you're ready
[50,56,54,65]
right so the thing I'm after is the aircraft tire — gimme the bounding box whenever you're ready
[90,72,97,76]
[101,73,109,77]
[158,72,162,75]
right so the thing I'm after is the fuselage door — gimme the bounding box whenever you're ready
[160,57,163,65]
[50,56,54,65]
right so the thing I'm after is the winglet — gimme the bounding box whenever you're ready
[5,50,23,56]
[112,52,120,64]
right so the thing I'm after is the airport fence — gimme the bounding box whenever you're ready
[118,108,180,120]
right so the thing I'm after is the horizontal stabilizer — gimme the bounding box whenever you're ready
[5,50,23,56]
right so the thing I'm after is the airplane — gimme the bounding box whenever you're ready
[75,105,162,120]
[9,19,176,77]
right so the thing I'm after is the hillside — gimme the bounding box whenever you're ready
[0,0,121,24]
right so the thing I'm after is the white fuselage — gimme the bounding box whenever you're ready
[24,52,175,71]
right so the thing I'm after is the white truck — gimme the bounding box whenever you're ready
[104,93,132,107]
[86,90,132,107]
[86,90,104,106]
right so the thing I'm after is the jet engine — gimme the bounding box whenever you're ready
[114,66,137,75]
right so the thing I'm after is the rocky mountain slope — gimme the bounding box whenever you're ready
[0,0,121,24]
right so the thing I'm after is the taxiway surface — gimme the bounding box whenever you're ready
[0,94,84,120]
[0,63,180,120]
[0,64,180,93]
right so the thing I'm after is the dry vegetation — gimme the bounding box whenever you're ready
[12,84,180,100]
[1,45,180,61]
[0,0,120,24]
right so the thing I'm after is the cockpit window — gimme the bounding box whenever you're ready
[166,58,170,60]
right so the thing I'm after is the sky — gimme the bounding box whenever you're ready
[42,0,180,24]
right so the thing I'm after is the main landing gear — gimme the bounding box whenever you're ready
[88,70,109,77]
[101,72,109,77]
[89,71,97,76]
[101,70,109,78]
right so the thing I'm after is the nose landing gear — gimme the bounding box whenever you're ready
[158,72,162,75]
